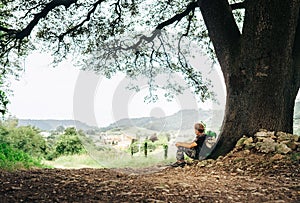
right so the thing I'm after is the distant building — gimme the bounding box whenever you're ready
[100,132,135,149]
[117,134,135,149]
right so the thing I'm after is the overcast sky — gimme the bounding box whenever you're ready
[7,51,229,127]
[11,51,300,128]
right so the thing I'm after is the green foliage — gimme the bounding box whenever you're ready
[6,126,48,158]
[129,140,157,154]
[0,121,91,163]
[0,124,9,142]
[129,142,140,154]
[290,152,300,163]
[0,0,218,108]
[0,84,9,115]
[145,141,157,152]
[90,147,175,168]
[52,127,86,158]
[64,127,78,135]
[129,134,168,155]
[0,121,48,158]
[0,143,43,170]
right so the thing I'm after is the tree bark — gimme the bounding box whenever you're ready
[200,0,300,158]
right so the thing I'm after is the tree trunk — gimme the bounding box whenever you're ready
[199,0,300,158]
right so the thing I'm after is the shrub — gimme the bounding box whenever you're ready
[7,126,48,158]
[52,127,86,157]
[0,143,43,170]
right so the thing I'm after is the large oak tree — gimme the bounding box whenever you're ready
[0,0,299,158]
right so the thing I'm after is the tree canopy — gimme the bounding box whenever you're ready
[0,0,245,113]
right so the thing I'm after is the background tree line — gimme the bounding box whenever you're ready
[0,118,88,170]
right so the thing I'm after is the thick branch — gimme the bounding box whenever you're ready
[292,11,300,91]
[16,0,77,39]
[230,1,246,10]
[0,26,15,33]
[156,1,198,30]
[198,0,241,71]
[116,2,198,52]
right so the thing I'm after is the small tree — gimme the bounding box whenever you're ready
[53,127,86,156]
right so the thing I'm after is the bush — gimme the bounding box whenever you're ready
[0,122,49,159]
[0,143,43,170]
[52,127,86,157]
[7,126,48,158]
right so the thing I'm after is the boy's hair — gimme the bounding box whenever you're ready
[194,123,205,131]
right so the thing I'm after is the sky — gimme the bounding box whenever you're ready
[8,51,300,128]
[8,52,227,127]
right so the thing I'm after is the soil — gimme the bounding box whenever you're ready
[0,149,299,203]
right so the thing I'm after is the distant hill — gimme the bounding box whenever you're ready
[104,100,300,134]
[102,108,224,133]
[17,100,299,134]
[18,119,97,131]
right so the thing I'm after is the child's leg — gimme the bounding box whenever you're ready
[176,146,196,161]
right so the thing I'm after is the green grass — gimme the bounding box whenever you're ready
[44,148,176,169]
[107,154,175,168]
[43,154,103,169]
[88,148,176,168]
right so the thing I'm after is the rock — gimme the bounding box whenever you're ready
[270,154,285,161]
[236,135,248,149]
[11,186,22,190]
[267,131,276,139]
[244,137,253,145]
[255,138,276,153]
[295,142,300,150]
[206,164,214,168]
[269,200,286,203]
[245,143,255,149]
[244,137,255,149]
[215,161,223,166]
[277,132,294,142]
[255,130,275,139]
[216,156,224,161]
[281,140,297,150]
[243,149,251,155]
[206,159,215,163]
[236,168,244,173]
[255,131,269,138]
[234,130,298,155]
[275,143,292,154]
[197,161,207,167]
[197,159,214,167]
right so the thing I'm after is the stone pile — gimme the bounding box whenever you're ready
[236,129,299,154]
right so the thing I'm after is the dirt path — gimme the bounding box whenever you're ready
[0,150,299,202]
[0,166,299,202]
